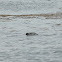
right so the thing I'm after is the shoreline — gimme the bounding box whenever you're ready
[0,12,62,19]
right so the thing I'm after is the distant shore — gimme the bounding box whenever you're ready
[0,12,62,19]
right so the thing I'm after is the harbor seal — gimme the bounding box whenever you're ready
[26,32,38,36]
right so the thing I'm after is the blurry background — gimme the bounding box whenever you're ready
[0,0,62,15]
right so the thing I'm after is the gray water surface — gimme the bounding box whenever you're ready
[0,16,62,62]
[0,0,62,14]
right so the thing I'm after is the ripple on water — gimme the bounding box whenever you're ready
[53,50,62,54]
[0,52,10,61]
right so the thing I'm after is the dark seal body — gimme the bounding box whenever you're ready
[26,32,38,36]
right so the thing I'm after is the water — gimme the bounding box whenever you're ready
[0,0,62,62]
[0,0,62,14]
[0,15,62,62]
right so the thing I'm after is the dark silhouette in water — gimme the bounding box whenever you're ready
[26,32,38,36]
